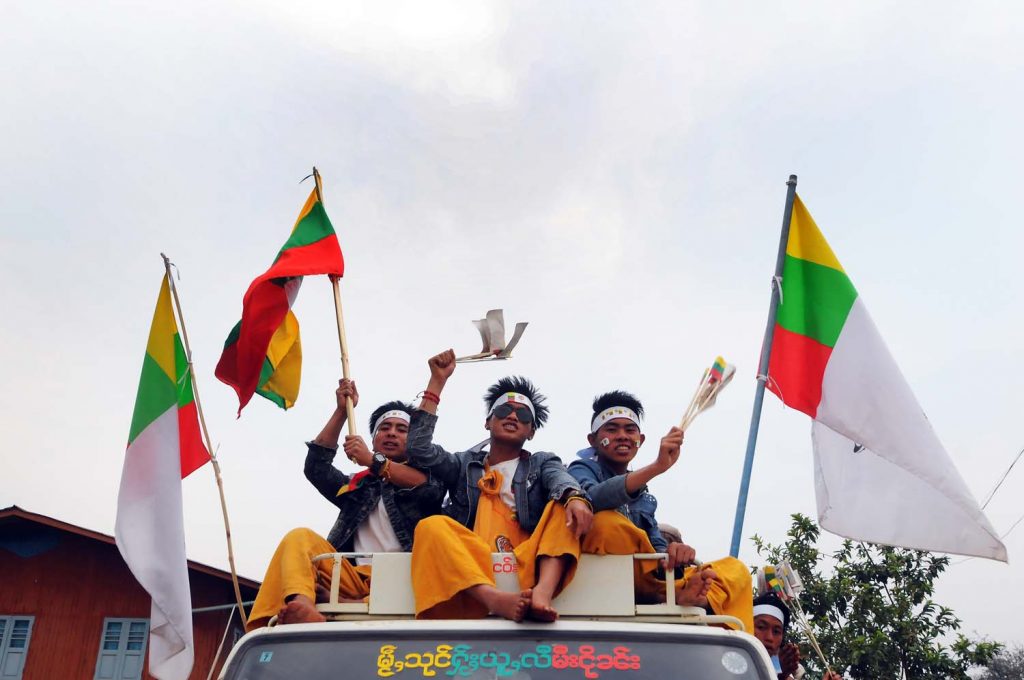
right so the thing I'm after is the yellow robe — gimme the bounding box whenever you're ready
[411,469,580,619]
[247,527,372,631]
[582,510,753,631]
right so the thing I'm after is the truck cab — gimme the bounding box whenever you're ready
[219,552,775,679]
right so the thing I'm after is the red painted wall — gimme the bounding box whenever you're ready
[0,516,257,679]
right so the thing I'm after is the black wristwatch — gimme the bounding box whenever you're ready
[370,453,388,476]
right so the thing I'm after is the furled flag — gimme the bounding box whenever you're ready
[116,275,211,680]
[216,182,344,413]
[766,196,1007,561]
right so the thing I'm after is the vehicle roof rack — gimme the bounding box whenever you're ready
[301,552,744,631]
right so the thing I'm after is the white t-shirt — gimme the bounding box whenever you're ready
[353,498,402,565]
[488,458,520,510]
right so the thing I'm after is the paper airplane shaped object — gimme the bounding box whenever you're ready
[455,309,529,363]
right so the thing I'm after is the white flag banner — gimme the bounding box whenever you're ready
[810,299,1006,561]
[116,410,195,679]
[116,276,209,680]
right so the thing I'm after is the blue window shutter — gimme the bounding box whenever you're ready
[94,618,148,680]
[0,617,34,680]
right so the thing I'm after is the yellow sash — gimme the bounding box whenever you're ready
[472,468,529,551]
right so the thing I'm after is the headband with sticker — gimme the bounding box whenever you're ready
[590,406,641,433]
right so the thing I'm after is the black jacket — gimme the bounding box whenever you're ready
[405,411,584,533]
[303,442,445,551]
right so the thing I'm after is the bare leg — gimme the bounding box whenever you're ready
[676,568,718,608]
[467,585,531,622]
[528,556,567,622]
[278,594,327,624]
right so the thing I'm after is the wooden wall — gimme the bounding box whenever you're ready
[0,519,257,679]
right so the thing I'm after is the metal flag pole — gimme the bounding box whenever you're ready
[161,253,249,626]
[729,174,798,558]
[312,168,358,436]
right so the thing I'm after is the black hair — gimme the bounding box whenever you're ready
[484,376,550,428]
[591,390,645,419]
[368,401,415,433]
[752,592,791,636]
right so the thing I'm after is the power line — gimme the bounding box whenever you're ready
[947,443,1024,566]
[999,511,1024,542]
[980,444,1024,510]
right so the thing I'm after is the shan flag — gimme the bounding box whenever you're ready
[216,183,344,413]
[767,196,1006,561]
[116,275,211,680]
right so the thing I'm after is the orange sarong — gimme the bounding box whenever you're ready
[247,527,372,631]
[582,511,753,631]
[411,468,580,618]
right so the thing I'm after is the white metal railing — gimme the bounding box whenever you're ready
[300,551,744,631]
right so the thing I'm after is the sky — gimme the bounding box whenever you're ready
[2,0,1023,650]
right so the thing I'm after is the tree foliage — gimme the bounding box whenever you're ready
[977,645,1024,679]
[752,514,1000,679]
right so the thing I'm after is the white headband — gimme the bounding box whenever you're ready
[590,406,641,433]
[372,410,411,436]
[488,392,536,419]
[753,604,786,625]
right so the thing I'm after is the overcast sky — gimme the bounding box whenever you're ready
[2,0,1022,649]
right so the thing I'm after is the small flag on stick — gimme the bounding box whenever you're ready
[758,562,831,672]
[679,356,736,430]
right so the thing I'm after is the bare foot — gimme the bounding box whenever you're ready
[278,594,327,624]
[527,586,559,622]
[472,586,531,622]
[676,568,718,607]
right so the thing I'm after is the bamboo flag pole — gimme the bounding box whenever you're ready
[161,253,249,626]
[312,167,357,436]
[729,174,798,558]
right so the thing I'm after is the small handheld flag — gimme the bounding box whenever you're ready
[680,356,736,430]
[757,562,833,673]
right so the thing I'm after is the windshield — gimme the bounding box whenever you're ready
[224,631,769,680]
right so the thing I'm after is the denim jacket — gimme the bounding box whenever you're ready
[567,457,668,552]
[406,410,584,533]
[304,442,445,551]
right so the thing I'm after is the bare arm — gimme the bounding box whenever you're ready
[312,379,359,449]
[624,427,682,494]
[418,349,456,414]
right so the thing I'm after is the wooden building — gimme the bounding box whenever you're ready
[0,506,260,680]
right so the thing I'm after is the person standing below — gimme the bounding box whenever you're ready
[568,390,753,631]
[247,379,444,630]
[407,349,593,622]
[752,593,840,680]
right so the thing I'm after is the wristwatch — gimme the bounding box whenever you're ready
[370,453,388,476]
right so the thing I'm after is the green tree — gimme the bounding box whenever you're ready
[752,514,1000,680]
[977,645,1024,679]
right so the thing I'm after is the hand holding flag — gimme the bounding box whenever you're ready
[679,356,736,431]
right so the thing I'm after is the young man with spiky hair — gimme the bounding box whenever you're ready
[568,390,753,632]
[406,349,592,622]
[247,379,445,630]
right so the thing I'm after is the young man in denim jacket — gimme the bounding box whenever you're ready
[407,349,593,622]
[569,390,752,631]
[248,379,444,629]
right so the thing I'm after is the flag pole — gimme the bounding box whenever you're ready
[312,167,358,436]
[729,174,798,558]
[161,253,249,626]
